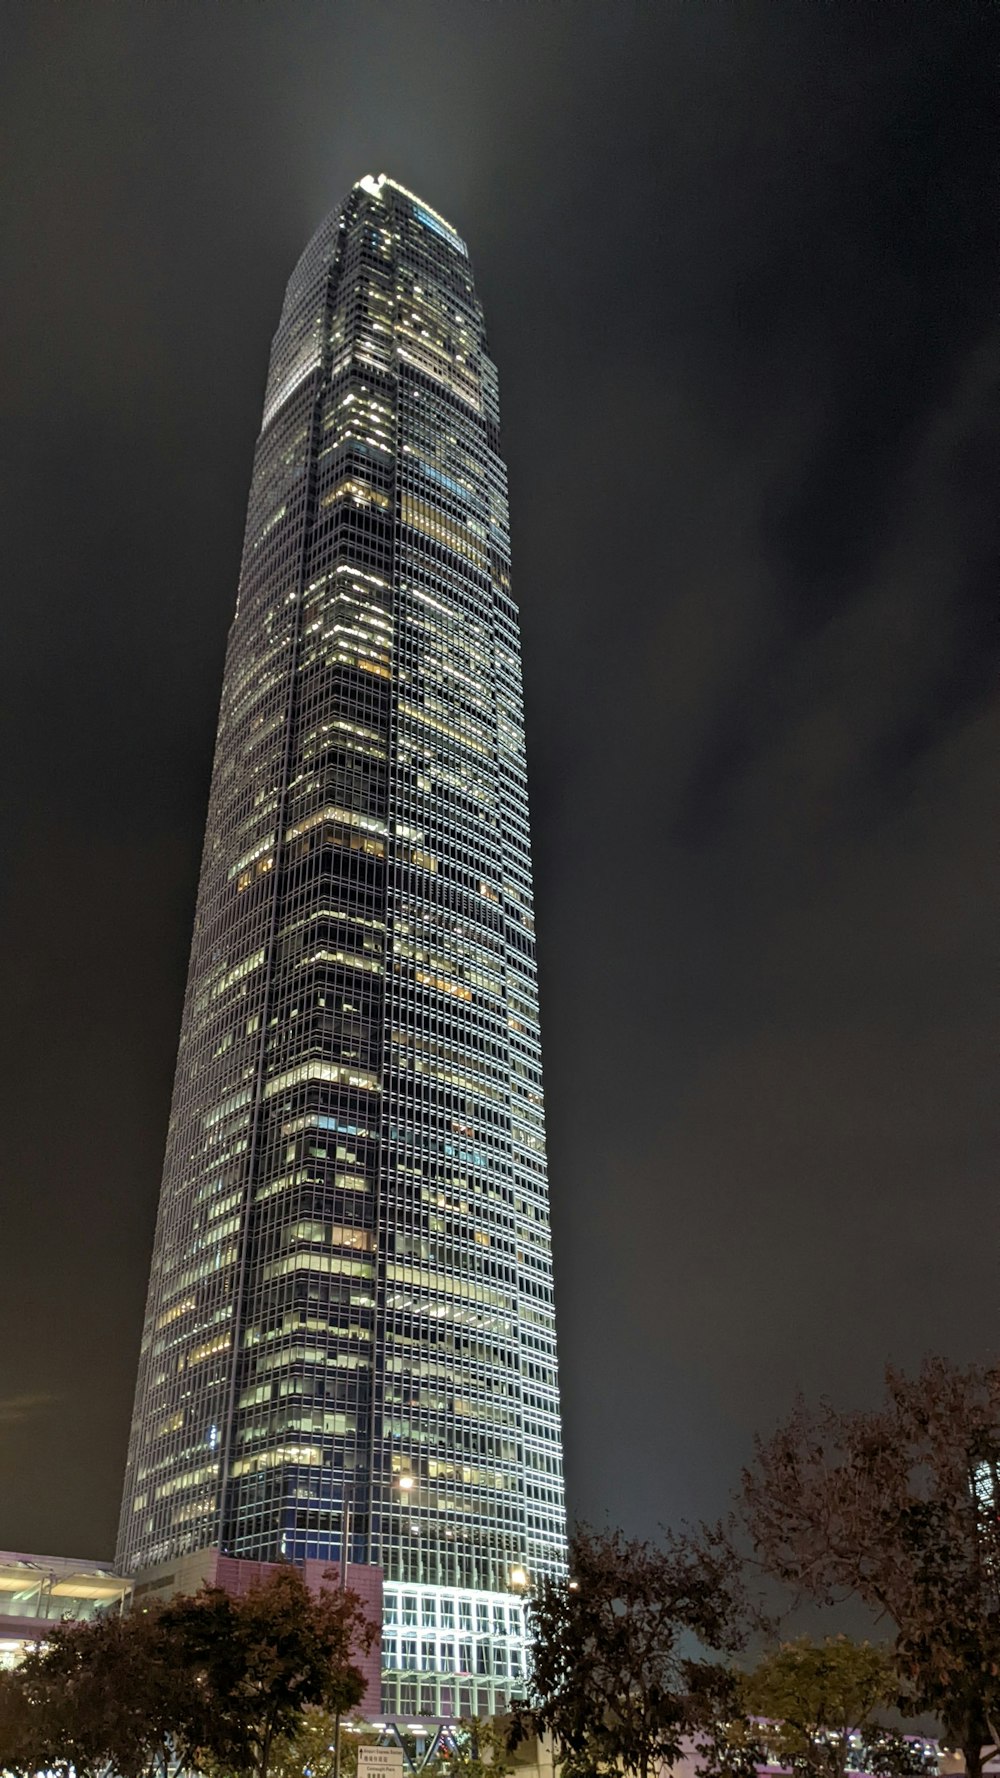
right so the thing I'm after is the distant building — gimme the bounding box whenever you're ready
[118,173,566,1723]
[0,1551,131,1669]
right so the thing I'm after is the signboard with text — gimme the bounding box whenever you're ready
[358,1749,405,1778]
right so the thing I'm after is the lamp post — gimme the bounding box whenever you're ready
[507,1564,530,1710]
[332,1483,353,1778]
[397,1473,419,1574]
[395,1475,424,1712]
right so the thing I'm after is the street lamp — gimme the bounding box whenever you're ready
[396,1473,421,1535]
[332,1479,354,1778]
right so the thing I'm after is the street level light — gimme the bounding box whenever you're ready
[397,1474,417,1530]
[333,1478,354,1778]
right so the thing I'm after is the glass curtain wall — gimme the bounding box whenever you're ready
[118,176,565,1718]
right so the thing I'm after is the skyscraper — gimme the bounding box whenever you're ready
[117,176,565,1717]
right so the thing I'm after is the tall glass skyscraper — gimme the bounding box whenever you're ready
[117,176,565,1717]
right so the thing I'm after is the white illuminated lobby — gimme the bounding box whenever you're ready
[380,1581,529,1721]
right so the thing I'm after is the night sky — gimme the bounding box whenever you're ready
[1,2,996,1563]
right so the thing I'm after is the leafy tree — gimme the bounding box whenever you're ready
[0,1606,189,1778]
[735,1637,923,1778]
[438,1717,516,1778]
[0,1664,50,1778]
[162,1567,375,1778]
[510,1523,757,1778]
[268,1708,381,1778]
[742,1357,1000,1778]
[268,1714,514,1778]
[0,1567,375,1778]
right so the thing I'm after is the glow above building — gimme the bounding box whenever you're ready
[118,175,566,1719]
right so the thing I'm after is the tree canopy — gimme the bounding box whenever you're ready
[0,1605,192,1778]
[511,1523,757,1778]
[0,1566,375,1778]
[735,1637,930,1778]
[742,1356,1000,1778]
[439,1717,516,1778]
[266,1706,382,1778]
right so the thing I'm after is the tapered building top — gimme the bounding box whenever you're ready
[118,176,565,1720]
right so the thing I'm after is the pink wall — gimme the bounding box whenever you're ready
[212,1554,383,1718]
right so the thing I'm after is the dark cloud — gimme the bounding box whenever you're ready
[0,0,995,1557]
[0,1396,54,1428]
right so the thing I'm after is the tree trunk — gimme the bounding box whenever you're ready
[963,1739,984,1778]
[261,1713,276,1778]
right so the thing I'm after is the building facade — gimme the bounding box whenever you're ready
[0,1554,132,1671]
[117,176,565,1718]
